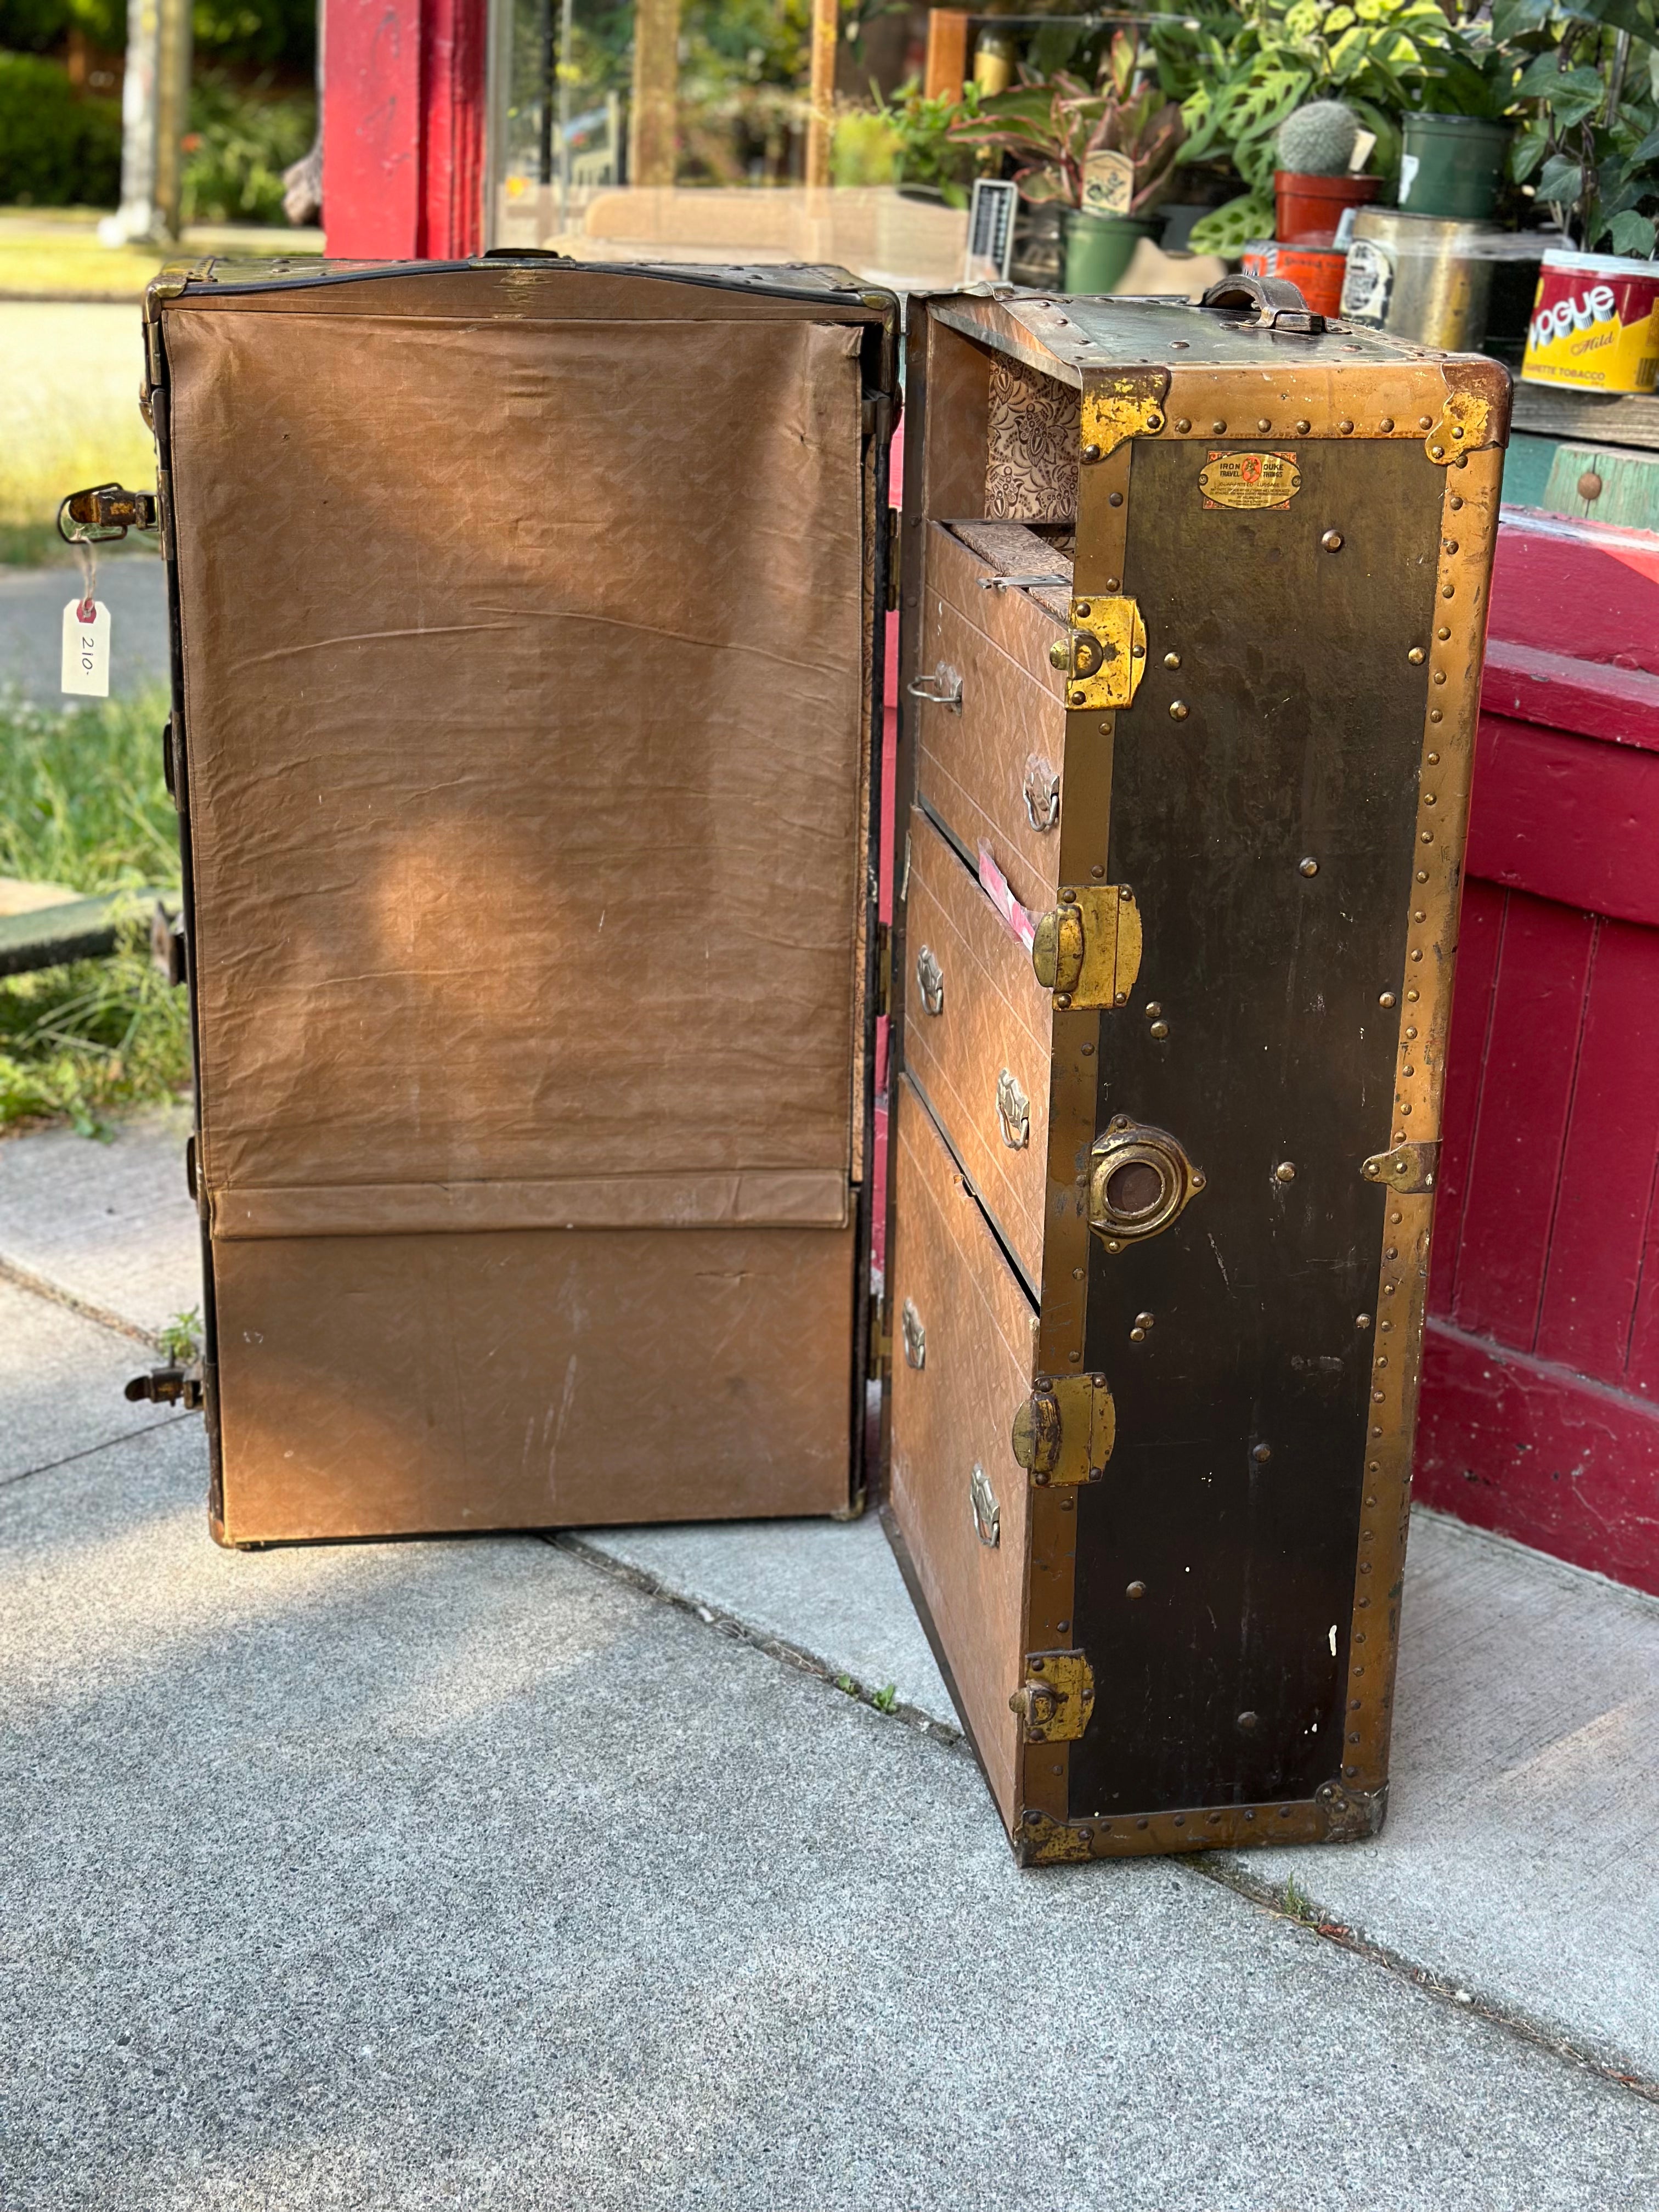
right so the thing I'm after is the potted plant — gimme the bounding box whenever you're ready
[1160,0,1479,256]
[950,32,1184,294]
[1272,98,1378,245]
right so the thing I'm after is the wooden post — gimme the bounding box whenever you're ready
[923,8,969,100]
[629,0,680,189]
[805,0,838,191]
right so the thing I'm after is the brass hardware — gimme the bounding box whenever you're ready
[1048,639,1069,670]
[915,944,944,1017]
[907,664,962,711]
[1014,1810,1096,1864]
[1022,754,1060,832]
[996,1069,1030,1150]
[1134,1311,1154,1329]
[1251,1442,1272,1464]
[1030,885,1142,1009]
[58,483,159,544]
[901,1297,926,1370]
[1009,1650,1094,1742]
[1062,595,1146,711]
[1316,1776,1387,1842]
[1163,651,1180,669]
[1088,1119,1204,1246]
[1321,530,1343,551]
[1197,452,1301,510]
[1408,646,1425,664]
[1424,387,1493,465]
[125,1364,204,1409]
[1169,699,1189,720]
[1010,1372,1115,1487]
[969,1463,1001,1548]
[1148,1019,1169,1039]
[1079,374,1169,460]
[1274,1161,1297,1183]
[1299,857,1318,877]
[1362,1140,1440,1194]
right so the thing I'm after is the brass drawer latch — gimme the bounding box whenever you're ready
[1050,595,1147,712]
[1011,1371,1115,1486]
[1010,1650,1095,1742]
[1362,1139,1440,1194]
[1031,884,1143,1009]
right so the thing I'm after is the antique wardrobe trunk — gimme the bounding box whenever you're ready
[132,259,1505,1861]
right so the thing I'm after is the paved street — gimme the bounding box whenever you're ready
[2,1110,1657,2207]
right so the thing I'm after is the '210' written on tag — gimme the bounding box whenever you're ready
[61,598,111,697]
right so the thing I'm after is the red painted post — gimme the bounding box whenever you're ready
[321,0,487,261]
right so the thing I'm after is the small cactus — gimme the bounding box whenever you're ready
[1276,100,1358,177]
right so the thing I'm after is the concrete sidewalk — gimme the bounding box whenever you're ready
[2,1110,1657,2205]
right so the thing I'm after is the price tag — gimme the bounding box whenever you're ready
[61,598,110,697]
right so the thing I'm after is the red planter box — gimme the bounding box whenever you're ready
[1416,510,1659,1595]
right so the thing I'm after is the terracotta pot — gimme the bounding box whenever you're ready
[1274,170,1379,249]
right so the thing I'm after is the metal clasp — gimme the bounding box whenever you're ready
[907,664,963,712]
[58,483,160,544]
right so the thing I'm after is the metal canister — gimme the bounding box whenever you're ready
[1339,207,1500,351]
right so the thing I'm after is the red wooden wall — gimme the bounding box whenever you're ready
[1417,510,1659,1596]
[321,0,487,261]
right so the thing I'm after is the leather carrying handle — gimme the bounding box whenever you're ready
[1197,272,1327,334]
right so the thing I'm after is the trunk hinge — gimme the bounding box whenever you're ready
[125,1364,204,1410]
[1052,594,1147,712]
[1010,1371,1115,1485]
[1009,1650,1095,1741]
[1362,1139,1440,1194]
[58,484,160,544]
[1030,884,1143,1010]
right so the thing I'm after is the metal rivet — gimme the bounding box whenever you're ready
[1251,1443,1272,1464]
[1407,989,1419,1000]
[1430,709,1443,723]
[1299,857,1318,877]
[1257,417,1271,432]
[1238,1711,1259,1731]
[1436,625,1451,640]
[1081,442,1102,464]
[1379,416,1394,432]
[1338,417,1355,434]
[1149,1019,1169,1039]
[1163,650,1181,669]
[1279,1805,1293,1818]
[1408,646,1425,664]
[1418,416,1433,430]
[1426,753,1439,765]
[1443,538,1459,555]
[1356,1313,1372,1329]
[1169,700,1189,720]
[1432,670,1447,686]
[1049,640,1070,669]
[1073,1266,1085,1280]
[1379,991,1396,1007]
[1421,830,1434,844]
[1126,1579,1146,1600]
[1275,1161,1296,1182]
[1068,1351,1081,1363]
[1070,689,1087,706]
[1322,530,1343,551]
[1173,1814,1185,1826]
[1130,1327,1146,1342]
[1175,417,1192,432]
[1449,494,1464,511]
[1144,1001,1161,1016]
[1211,420,1226,434]
[1295,418,1311,434]
[1108,490,1124,507]
[1135,1313,1155,1330]
[1105,577,1121,592]
[1441,584,1455,599]
[1429,443,1445,460]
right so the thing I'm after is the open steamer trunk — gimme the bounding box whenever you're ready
[142,261,895,1543]
[131,259,1506,1862]
[883,289,1508,1861]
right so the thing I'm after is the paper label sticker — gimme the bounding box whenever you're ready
[61,599,110,697]
[1198,451,1301,511]
[1081,150,1135,218]
[977,842,1037,952]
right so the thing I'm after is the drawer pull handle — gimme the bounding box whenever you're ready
[969,1463,1001,1548]
[1023,754,1060,833]
[915,944,945,1017]
[907,663,963,712]
[996,1068,1031,1150]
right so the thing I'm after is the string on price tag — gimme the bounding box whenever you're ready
[61,537,110,697]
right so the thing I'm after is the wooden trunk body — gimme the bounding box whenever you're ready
[143,259,1505,1860]
[884,293,1508,1861]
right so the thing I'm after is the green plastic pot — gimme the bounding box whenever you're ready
[1397,113,1513,222]
[1064,211,1159,296]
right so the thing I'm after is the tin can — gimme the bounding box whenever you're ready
[1522,249,1659,394]
[1339,207,1496,351]
[1242,241,1346,319]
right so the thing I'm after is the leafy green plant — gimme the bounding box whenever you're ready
[1166,0,1489,255]
[1500,0,1659,255]
[0,685,190,1135]
[158,1306,202,1363]
[866,79,986,206]
[950,33,1185,212]
[871,1683,898,1713]
[181,71,317,227]
[0,53,120,206]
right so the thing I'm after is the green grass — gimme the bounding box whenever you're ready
[0,683,191,1135]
